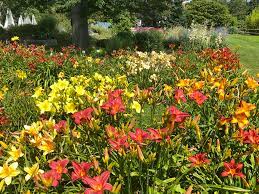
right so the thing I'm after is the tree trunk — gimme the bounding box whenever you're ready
[71,3,89,50]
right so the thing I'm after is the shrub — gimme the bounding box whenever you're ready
[186,0,235,27]
[7,24,41,39]
[38,15,58,35]
[105,32,135,53]
[246,7,259,29]
[135,30,165,52]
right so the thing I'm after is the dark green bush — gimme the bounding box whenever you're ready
[105,33,135,53]
[38,15,58,35]
[135,30,164,52]
[7,24,41,39]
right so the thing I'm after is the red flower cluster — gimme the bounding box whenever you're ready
[72,108,94,125]
[40,158,112,194]
[221,159,245,178]
[201,48,240,70]
[188,153,210,167]
[42,159,69,187]
[168,106,190,123]
[235,129,259,146]
[101,89,125,115]
[189,90,208,105]
[106,125,129,153]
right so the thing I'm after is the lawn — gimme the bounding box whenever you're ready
[226,34,259,75]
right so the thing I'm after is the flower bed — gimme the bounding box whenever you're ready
[0,42,258,193]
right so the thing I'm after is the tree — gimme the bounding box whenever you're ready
[186,0,235,27]
[246,7,259,29]
[228,0,249,21]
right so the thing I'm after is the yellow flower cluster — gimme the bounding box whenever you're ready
[34,73,134,115]
[16,70,27,80]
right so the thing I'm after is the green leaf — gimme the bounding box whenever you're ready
[205,184,252,192]
[130,172,140,177]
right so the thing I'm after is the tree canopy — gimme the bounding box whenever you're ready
[186,0,235,26]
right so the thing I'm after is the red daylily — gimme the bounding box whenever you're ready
[148,128,163,142]
[189,90,208,105]
[71,161,93,181]
[41,170,60,187]
[221,159,245,178]
[168,106,190,123]
[174,89,186,103]
[108,135,129,152]
[108,89,123,99]
[72,108,94,125]
[105,125,119,138]
[129,128,149,145]
[54,120,67,133]
[243,130,259,145]
[101,97,125,115]
[188,153,210,167]
[49,159,69,175]
[83,171,113,194]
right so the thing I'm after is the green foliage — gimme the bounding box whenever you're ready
[135,30,165,52]
[112,11,136,33]
[186,0,235,27]
[104,32,135,53]
[6,25,41,39]
[246,7,259,29]
[38,15,58,34]
[228,0,249,21]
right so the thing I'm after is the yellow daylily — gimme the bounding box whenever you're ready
[32,87,43,99]
[0,162,20,185]
[16,70,27,80]
[11,36,19,41]
[8,146,24,161]
[64,102,77,113]
[245,77,258,90]
[24,163,44,181]
[131,101,142,113]
[36,100,52,114]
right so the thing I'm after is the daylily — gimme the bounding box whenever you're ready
[71,161,92,182]
[131,101,142,113]
[109,135,129,153]
[83,171,113,194]
[174,89,186,103]
[24,163,44,181]
[189,90,208,105]
[168,106,190,123]
[101,97,125,116]
[49,159,69,175]
[235,101,256,117]
[221,159,245,178]
[8,146,24,161]
[245,77,258,90]
[129,128,149,145]
[54,120,67,133]
[231,113,249,129]
[0,162,20,185]
[72,108,94,125]
[41,170,59,187]
[188,153,210,167]
[148,128,163,142]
